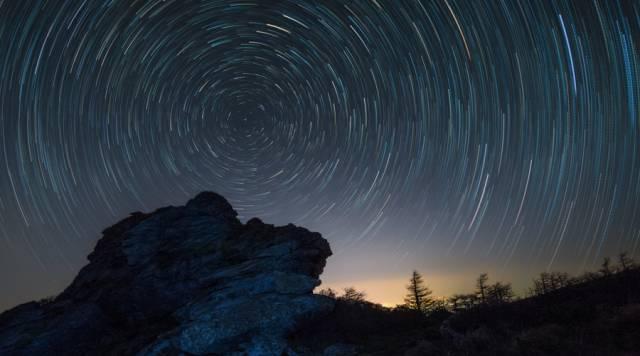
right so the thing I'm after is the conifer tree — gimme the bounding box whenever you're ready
[404,270,434,313]
[476,273,489,303]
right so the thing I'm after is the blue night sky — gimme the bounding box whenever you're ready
[1,0,639,309]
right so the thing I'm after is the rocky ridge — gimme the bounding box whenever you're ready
[0,192,334,355]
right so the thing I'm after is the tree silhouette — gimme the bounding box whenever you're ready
[340,287,366,302]
[476,273,489,303]
[600,257,613,276]
[530,272,549,296]
[404,270,434,313]
[618,252,635,271]
[487,282,514,304]
[317,288,337,298]
[530,272,573,296]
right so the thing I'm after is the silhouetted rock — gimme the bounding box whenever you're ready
[0,192,333,355]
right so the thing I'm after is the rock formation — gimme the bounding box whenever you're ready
[0,192,334,355]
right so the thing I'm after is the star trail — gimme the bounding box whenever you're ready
[1,0,639,308]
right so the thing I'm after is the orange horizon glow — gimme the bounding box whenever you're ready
[318,273,479,307]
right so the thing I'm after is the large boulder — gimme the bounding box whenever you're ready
[0,192,334,355]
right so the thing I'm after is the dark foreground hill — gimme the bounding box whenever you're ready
[1,192,639,355]
[289,267,640,356]
[438,267,640,355]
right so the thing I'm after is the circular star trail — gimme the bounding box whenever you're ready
[1,0,639,307]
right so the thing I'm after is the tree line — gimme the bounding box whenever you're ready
[317,252,637,315]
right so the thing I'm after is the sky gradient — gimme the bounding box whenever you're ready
[1,0,640,310]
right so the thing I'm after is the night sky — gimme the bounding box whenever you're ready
[1,0,639,310]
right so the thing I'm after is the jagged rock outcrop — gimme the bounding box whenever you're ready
[0,192,334,355]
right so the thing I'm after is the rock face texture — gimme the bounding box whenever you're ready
[0,192,334,355]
